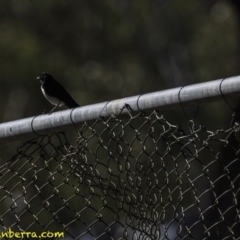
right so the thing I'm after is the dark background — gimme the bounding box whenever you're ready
[0,0,239,122]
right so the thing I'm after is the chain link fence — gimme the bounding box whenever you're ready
[0,79,240,239]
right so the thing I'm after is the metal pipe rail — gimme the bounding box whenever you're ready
[0,75,240,143]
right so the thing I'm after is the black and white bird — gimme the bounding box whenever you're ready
[37,72,79,112]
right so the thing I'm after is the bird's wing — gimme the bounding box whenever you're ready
[46,80,72,100]
[45,80,79,107]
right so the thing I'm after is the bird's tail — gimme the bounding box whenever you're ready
[65,98,80,108]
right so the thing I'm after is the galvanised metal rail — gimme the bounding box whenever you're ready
[0,76,239,143]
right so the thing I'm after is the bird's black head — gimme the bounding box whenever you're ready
[36,72,54,83]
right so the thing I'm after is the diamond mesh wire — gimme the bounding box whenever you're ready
[0,108,239,240]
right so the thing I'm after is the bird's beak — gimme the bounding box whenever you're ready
[36,76,41,80]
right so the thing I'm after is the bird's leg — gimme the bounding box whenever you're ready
[49,103,60,115]
[49,106,57,114]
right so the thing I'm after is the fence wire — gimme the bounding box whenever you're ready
[0,105,240,240]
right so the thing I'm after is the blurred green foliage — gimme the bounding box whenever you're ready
[0,0,238,123]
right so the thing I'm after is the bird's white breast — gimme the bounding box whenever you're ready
[41,86,64,107]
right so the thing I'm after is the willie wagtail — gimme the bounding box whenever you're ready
[37,72,79,112]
